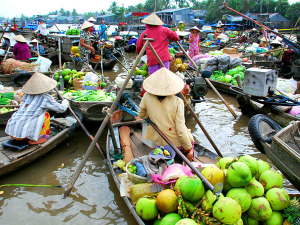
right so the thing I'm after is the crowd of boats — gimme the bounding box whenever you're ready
[0,8,299,225]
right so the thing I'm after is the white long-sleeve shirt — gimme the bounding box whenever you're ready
[35,24,48,36]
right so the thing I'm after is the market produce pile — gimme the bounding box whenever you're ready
[126,155,299,225]
[53,69,81,88]
[62,89,116,102]
[0,93,15,105]
[130,62,149,78]
[0,107,16,114]
[66,29,80,35]
[210,65,245,86]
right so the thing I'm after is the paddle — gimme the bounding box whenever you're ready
[63,37,153,198]
[147,119,223,195]
[54,88,105,158]
[146,42,223,157]
[176,41,238,119]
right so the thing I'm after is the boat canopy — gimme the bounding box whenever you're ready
[125,12,150,19]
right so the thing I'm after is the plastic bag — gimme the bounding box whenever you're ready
[276,78,298,95]
[152,164,192,185]
[84,72,99,83]
[206,57,218,66]
[230,57,242,68]
[218,54,230,65]
[218,64,229,72]
[206,65,218,73]
[34,56,52,72]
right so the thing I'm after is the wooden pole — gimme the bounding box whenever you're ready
[63,38,151,198]
[176,41,238,119]
[288,16,300,40]
[55,88,105,158]
[147,42,223,157]
[57,37,64,91]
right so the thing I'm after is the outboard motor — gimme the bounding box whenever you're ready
[132,75,144,92]
[186,70,209,105]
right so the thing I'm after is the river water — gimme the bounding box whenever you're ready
[0,52,296,225]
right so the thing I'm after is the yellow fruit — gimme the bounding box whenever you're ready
[175,58,182,64]
[201,165,225,186]
[163,150,170,156]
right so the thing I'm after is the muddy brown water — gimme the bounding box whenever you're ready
[0,52,297,225]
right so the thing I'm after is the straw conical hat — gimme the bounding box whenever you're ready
[143,68,184,96]
[179,21,183,24]
[13,34,26,43]
[270,39,281,45]
[261,37,267,42]
[81,21,94,30]
[88,17,96,22]
[190,26,200,32]
[3,34,9,39]
[141,13,164,26]
[22,72,57,95]
[30,39,38,43]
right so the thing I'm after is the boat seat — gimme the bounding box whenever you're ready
[2,139,30,151]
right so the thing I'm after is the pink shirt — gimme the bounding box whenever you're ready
[13,42,31,60]
[136,26,179,66]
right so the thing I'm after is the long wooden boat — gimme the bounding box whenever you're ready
[0,116,76,177]
[207,78,239,96]
[259,121,300,191]
[106,110,221,225]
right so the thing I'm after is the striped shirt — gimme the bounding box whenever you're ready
[5,94,68,141]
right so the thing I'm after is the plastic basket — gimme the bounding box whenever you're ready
[125,162,147,184]
[82,85,98,90]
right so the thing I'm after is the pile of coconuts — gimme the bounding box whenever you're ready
[134,155,294,225]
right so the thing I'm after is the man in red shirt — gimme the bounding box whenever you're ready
[136,13,179,75]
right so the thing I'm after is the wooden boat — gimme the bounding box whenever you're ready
[123,44,136,53]
[0,116,76,177]
[0,105,19,125]
[200,45,220,53]
[207,78,239,96]
[106,110,220,225]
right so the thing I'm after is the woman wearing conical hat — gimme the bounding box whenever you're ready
[138,68,194,161]
[188,26,201,63]
[79,21,95,70]
[13,35,31,61]
[136,13,179,75]
[5,72,69,145]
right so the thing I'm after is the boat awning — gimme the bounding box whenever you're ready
[125,12,150,19]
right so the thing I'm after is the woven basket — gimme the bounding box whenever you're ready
[223,48,238,54]
[125,162,147,184]
[169,57,177,73]
[73,79,83,90]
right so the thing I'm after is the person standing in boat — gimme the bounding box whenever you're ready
[1,35,10,52]
[136,13,179,75]
[188,26,201,63]
[5,72,69,145]
[138,68,194,161]
[12,35,31,61]
[178,21,185,31]
[78,21,95,71]
[88,17,97,36]
[99,20,107,40]
[35,19,48,43]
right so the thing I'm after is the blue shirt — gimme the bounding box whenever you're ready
[32,45,45,55]
[128,38,137,45]
[99,24,107,40]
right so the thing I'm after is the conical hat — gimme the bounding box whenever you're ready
[30,38,38,43]
[81,21,94,30]
[13,34,26,43]
[88,17,96,22]
[143,68,184,96]
[3,34,9,39]
[141,13,164,26]
[190,26,200,32]
[22,72,57,95]
[270,39,281,45]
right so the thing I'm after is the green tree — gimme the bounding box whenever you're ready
[71,9,78,16]
[59,8,65,16]
[286,2,300,25]
[65,10,71,16]
[276,0,290,17]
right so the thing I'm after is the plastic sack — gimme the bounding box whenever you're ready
[276,78,298,95]
[206,65,218,73]
[192,54,210,62]
[34,56,52,72]
[84,72,99,83]
[218,64,229,72]
[152,164,193,185]
[206,57,218,66]
[245,46,257,54]
[230,57,242,68]
[195,57,210,67]
[218,54,230,65]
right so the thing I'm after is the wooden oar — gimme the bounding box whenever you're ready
[147,42,223,157]
[54,88,105,158]
[148,119,223,195]
[63,37,153,198]
[176,41,238,119]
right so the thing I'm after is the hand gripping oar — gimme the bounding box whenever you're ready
[63,37,153,198]
[54,88,105,158]
[176,41,238,119]
[146,42,223,157]
[147,119,223,195]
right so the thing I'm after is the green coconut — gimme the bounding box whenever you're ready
[216,157,234,169]
[223,169,234,192]
[247,197,273,221]
[259,170,283,191]
[226,162,252,187]
[160,213,182,225]
[156,189,178,214]
[212,197,242,224]
[136,197,158,220]
[153,218,162,225]
[245,177,264,198]
[266,188,290,210]
[234,218,243,225]
[255,159,271,180]
[175,218,199,225]
[174,175,205,202]
[242,214,259,225]
[238,155,259,177]
[201,190,224,211]
[263,211,283,225]
[226,188,252,212]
